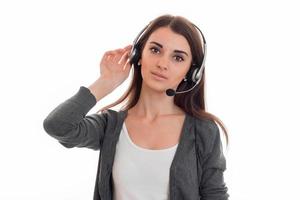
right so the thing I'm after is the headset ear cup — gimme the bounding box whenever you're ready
[192,67,202,83]
[129,47,138,65]
[187,65,204,83]
[129,47,141,66]
[186,65,198,83]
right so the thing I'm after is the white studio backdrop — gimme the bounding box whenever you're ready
[0,0,299,199]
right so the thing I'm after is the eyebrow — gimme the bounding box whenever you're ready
[149,41,189,56]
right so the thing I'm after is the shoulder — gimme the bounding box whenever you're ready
[93,108,127,123]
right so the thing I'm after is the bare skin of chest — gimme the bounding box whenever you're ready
[124,114,186,150]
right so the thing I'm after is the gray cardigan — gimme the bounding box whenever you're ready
[43,86,229,200]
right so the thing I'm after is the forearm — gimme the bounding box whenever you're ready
[88,77,117,102]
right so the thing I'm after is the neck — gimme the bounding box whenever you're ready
[128,83,184,121]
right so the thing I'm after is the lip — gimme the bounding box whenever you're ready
[151,72,168,80]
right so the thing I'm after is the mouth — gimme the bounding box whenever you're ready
[151,72,168,80]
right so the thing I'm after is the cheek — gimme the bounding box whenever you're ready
[140,65,150,80]
[141,53,155,67]
[140,56,155,74]
[175,65,191,79]
[168,70,188,86]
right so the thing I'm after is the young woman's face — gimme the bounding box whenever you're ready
[140,27,193,93]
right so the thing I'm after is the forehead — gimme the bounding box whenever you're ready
[146,27,191,54]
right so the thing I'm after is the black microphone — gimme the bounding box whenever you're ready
[166,89,176,96]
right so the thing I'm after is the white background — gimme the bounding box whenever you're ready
[0,0,299,199]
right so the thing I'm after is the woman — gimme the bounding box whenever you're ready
[43,14,229,200]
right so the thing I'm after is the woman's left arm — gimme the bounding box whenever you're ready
[198,120,229,200]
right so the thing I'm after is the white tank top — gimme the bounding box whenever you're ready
[112,122,178,200]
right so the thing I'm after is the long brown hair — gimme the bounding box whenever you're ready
[96,14,229,148]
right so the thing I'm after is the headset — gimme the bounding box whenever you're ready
[129,21,207,96]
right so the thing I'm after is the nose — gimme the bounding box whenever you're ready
[157,56,169,70]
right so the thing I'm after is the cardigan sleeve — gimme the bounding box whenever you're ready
[196,119,229,200]
[43,86,107,150]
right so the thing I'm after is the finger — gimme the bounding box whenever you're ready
[112,48,126,56]
[113,48,127,59]
[124,45,133,50]
[123,58,130,71]
[103,51,115,60]
[102,53,111,62]
[104,47,129,63]
[118,50,130,65]
[104,49,117,55]
[104,48,123,56]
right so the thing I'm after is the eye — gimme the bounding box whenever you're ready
[174,55,184,62]
[150,47,160,54]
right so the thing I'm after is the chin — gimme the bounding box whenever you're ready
[141,79,169,94]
